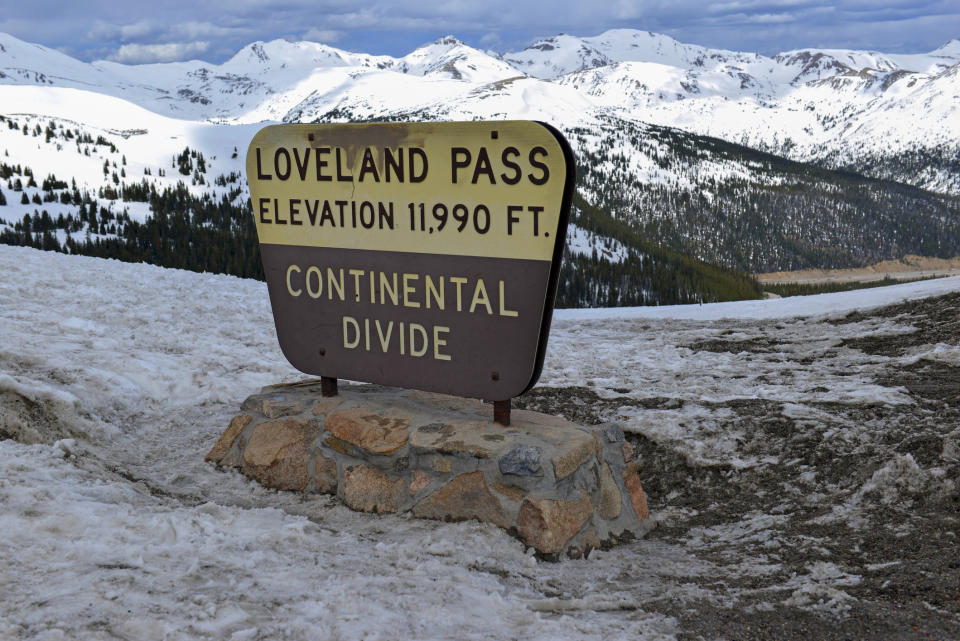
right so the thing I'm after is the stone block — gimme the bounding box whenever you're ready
[242,418,317,491]
[205,414,251,464]
[551,431,596,480]
[491,482,525,503]
[343,465,406,513]
[410,470,431,495]
[499,444,542,476]
[517,491,594,555]
[325,407,410,455]
[598,463,622,520]
[262,396,309,419]
[410,421,504,459]
[413,471,511,529]
[510,409,577,427]
[623,462,649,520]
[313,451,338,494]
[240,395,264,413]
[311,397,344,417]
[431,456,452,473]
[405,390,487,414]
[211,382,654,559]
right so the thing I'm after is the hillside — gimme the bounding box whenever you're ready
[3,29,957,193]
[1,30,959,305]
[569,118,960,272]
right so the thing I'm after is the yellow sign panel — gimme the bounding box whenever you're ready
[247,121,568,261]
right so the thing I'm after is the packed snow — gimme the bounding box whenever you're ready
[2,244,958,639]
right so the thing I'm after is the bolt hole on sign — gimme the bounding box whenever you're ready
[246,121,574,401]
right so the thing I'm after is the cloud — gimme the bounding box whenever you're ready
[322,9,437,31]
[88,19,161,42]
[175,21,248,40]
[301,28,345,43]
[109,41,210,64]
[89,19,246,43]
[3,0,959,62]
[479,32,502,46]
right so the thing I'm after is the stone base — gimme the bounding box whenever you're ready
[206,380,653,559]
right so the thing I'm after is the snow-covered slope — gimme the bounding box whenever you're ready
[503,30,761,79]
[0,33,524,123]
[3,244,959,638]
[2,28,958,194]
[538,31,960,192]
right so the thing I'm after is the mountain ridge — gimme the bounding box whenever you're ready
[1,28,956,193]
[1,29,959,305]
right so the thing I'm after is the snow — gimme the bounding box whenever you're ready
[565,224,629,262]
[2,26,959,636]
[2,244,959,638]
[4,27,958,194]
[555,274,960,321]
[1,244,691,639]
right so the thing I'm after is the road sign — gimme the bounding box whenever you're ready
[247,121,574,400]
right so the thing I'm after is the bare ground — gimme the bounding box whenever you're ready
[756,255,960,286]
[518,292,960,640]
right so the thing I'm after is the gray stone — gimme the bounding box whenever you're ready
[603,423,625,443]
[499,444,542,476]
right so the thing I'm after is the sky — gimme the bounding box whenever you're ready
[0,1,958,64]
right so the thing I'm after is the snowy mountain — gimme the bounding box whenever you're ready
[537,32,960,194]
[1,29,959,299]
[503,30,762,79]
[2,29,958,188]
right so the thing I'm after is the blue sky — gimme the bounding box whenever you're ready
[1,1,958,63]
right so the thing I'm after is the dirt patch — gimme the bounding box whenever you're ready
[837,292,960,357]
[757,255,960,285]
[0,388,74,445]
[686,337,783,354]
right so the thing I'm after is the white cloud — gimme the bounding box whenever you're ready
[479,32,501,46]
[89,19,245,43]
[301,28,345,43]
[88,19,160,42]
[175,21,248,40]
[324,9,436,30]
[109,41,210,64]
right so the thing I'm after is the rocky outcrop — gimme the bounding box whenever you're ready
[207,381,653,559]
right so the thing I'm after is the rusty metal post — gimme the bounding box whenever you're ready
[321,376,338,397]
[494,399,511,426]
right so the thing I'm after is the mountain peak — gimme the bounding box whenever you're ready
[395,35,520,83]
[932,38,960,56]
[432,35,463,47]
[221,38,356,71]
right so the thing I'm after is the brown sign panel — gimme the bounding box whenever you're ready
[246,121,574,400]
